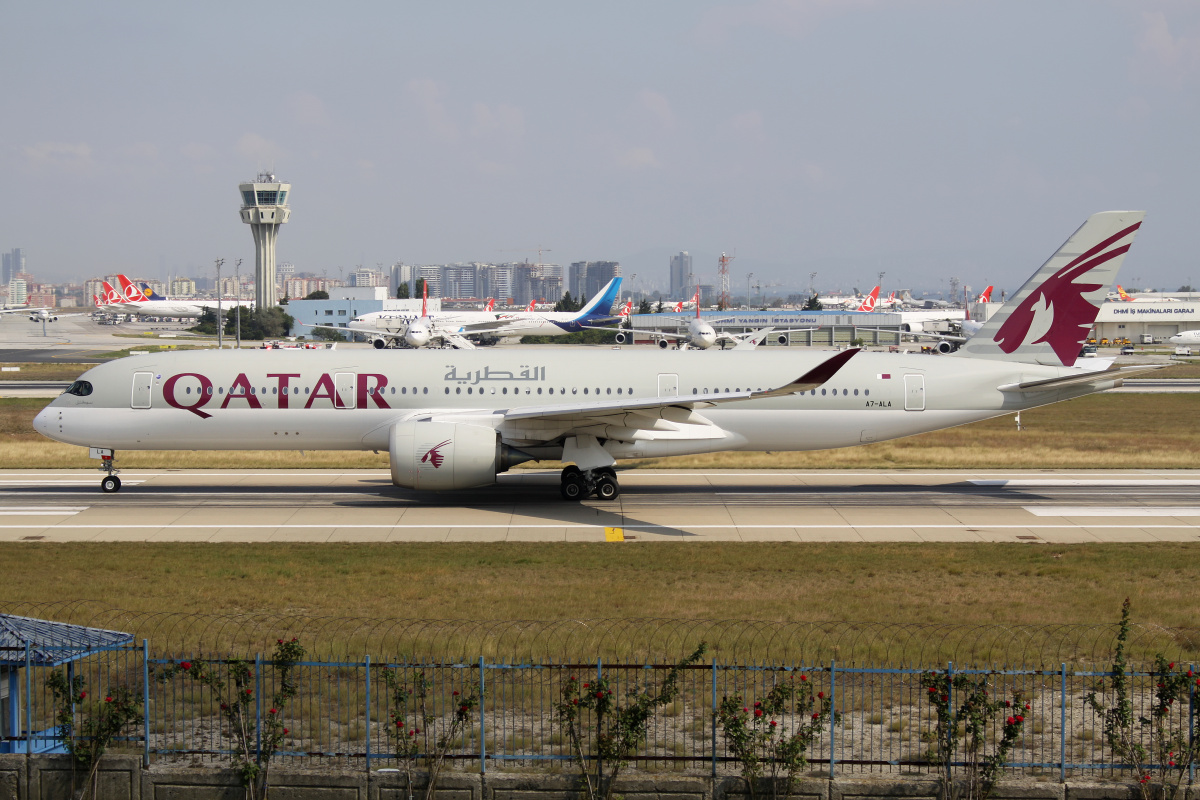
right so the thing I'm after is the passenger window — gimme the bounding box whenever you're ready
[423,388,428,394]
[864,389,869,396]
[583,388,588,394]
[854,389,859,396]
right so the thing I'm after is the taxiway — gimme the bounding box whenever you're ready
[0,469,1197,543]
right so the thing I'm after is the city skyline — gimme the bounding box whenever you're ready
[2,2,1198,295]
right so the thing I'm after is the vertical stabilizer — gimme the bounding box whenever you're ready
[955,211,1145,367]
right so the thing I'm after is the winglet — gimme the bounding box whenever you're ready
[755,348,860,398]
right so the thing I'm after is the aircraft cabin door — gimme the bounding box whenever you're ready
[904,374,925,411]
[334,372,356,409]
[131,372,154,409]
[658,373,679,398]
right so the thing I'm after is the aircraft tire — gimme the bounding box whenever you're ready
[101,476,121,493]
[594,475,620,501]
[560,475,586,501]
[560,465,581,481]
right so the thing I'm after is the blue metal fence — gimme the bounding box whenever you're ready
[3,643,1193,782]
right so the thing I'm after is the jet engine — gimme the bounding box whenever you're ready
[372,337,388,349]
[776,333,790,346]
[614,331,630,344]
[657,338,671,349]
[935,341,956,354]
[405,321,432,348]
[389,421,533,491]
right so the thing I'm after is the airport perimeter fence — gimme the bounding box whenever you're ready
[5,640,1200,784]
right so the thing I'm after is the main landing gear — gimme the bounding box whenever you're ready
[98,451,121,493]
[559,465,620,501]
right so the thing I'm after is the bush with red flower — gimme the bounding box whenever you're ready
[382,669,480,800]
[45,673,142,800]
[716,672,835,800]
[553,643,706,800]
[157,637,304,800]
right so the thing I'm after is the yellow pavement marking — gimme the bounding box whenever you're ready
[604,526,624,542]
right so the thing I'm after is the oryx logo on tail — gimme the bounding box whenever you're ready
[993,219,1143,365]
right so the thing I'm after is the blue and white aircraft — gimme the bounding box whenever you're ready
[316,277,624,349]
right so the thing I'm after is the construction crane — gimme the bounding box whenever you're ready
[498,246,552,265]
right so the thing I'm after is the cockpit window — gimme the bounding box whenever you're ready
[65,380,93,397]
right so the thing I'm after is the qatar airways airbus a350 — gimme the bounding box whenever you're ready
[36,212,1149,500]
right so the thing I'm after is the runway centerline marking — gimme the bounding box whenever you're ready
[1,523,1199,530]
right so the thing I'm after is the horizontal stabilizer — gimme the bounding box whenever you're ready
[998,363,1164,393]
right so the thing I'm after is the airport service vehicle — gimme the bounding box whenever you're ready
[1175,346,1192,356]
[37,212,1152,499]
[316,278,623,349]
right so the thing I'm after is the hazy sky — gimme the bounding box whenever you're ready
[2,1,1198,297]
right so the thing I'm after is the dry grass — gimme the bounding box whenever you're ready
[0,362,100,381]
[4,542,1200,636]
[3,392,1200,469]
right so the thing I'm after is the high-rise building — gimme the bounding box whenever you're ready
[238,172,291,308]
[441,264,477,298]
[569,261,621,302]
[2,248,26,287]
[669,251,691,299]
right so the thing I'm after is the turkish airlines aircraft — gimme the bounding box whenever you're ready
[321,278,623,349]
[101,275,252,318]
[850,286,881,312]
[38,212,1151,500]
[1115,284,1179,302]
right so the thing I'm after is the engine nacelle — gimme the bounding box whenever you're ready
[614,331,630,345]
[935,340,956,354]
[657,338,671,349]
[776,333,789,346]
[389,421,532,491]
[372,337,388,349]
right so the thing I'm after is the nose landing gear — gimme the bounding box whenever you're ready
[559,465,620,501]
[96,451,121,493]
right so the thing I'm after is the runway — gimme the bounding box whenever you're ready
[1,469,1198,543]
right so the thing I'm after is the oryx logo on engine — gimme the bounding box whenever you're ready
[421,439,452,469]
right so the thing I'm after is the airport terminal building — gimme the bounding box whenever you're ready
[1090,301,1200,342]
[626,310,905,346]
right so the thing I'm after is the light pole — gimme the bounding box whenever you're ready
[630,273,637,309]
[234,258,242,349]
[746,272,754,310]
[214,258,224,349]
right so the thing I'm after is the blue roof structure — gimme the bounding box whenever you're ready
[0,613,133,666]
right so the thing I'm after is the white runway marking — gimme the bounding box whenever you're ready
[0,480,143,486]
[0,523,1198,530]
[973,480,1200,487]
[0,506,87,515]
[1024,507,1200,517]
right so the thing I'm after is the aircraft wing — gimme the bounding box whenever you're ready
[0,306,51,315]
[501,348,858,422]
[998,363,1165,393]
[727,327,818,350]
[583,325,690,340]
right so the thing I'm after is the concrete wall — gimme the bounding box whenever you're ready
[0,755,1154,800]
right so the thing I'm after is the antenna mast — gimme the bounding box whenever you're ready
[718,252,735,310]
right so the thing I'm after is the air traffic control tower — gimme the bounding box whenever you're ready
[238,172,291,308]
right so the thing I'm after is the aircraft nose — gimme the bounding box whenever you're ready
[33,406,53,437]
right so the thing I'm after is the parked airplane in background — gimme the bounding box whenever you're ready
[36,211,1151,500]
[1168,330,1200,346]
[605,289,813,350]
[1115,285,1179,302]
[976,286,994,303]
[316,277,624,349]
[98,275,252,318]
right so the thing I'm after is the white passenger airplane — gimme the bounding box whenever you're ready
[606,289,812,350]
[98,275,252,318]
[315,277,623,349]
[37,212,1151,500]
